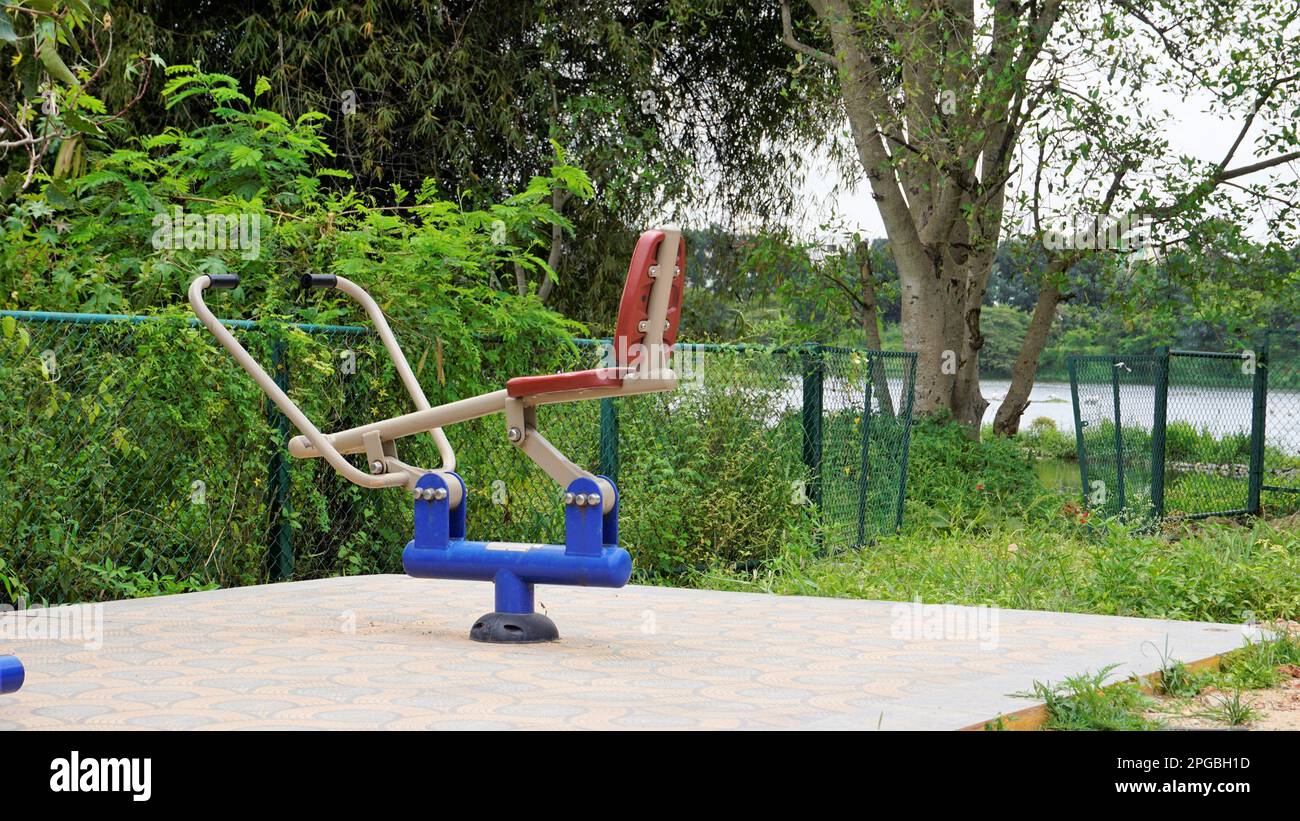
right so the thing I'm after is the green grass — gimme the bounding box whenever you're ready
[695,418,1300,624]
[698,514,1300,623]
[1216,629,1300,689]
[1150,639,1213,698]
[1024,665,1160,731]
[1195,690,1259,726]
[1014,631,1298,731]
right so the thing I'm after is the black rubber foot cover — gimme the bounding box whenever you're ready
[469,612,560,643]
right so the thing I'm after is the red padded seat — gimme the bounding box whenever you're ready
[613,230,685,366]
[505,230,685,398]
[505,368,627,398]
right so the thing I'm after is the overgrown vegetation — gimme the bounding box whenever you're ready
[0,66,587,601]
[1016,630,1300,731]
[1026,665,1160,731]
[705,417,1300,624]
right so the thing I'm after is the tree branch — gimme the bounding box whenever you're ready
[1146,151,1300,221]
[781,2,838,67]
[1216,72,1300,175]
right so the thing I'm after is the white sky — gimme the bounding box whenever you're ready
[791,83,1298,246]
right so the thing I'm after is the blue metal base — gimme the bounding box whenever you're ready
[0,655,23,694]
[403,472,631,642]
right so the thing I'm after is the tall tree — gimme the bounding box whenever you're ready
[783,0,1300,435]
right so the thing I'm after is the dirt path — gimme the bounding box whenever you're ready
[1147,658,1300,730]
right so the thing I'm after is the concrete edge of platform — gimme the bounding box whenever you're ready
[959,652,1228,731]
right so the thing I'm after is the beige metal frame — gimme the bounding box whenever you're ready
[188,227,683,514]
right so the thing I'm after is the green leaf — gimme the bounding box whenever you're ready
[63,109,100,135]
[0,11,17,44]
[123,180,154,208]
[229,145,264,169]
[44,182,76,209]
[36,22,79,89]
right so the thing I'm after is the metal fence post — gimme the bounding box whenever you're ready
[1247,341,1269,515]
[267,336,293,581]
[599,397,619,484]
[801,344,825,510]
[893,352,916,533]
[855,356,874,545]
[1068,357,1091,507]
[1150,346,1170,521]
[1110,360,1127,512]
[598,337,619,484]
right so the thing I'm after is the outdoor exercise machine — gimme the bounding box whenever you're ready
[189,227,685,642]
[0,655,22,694]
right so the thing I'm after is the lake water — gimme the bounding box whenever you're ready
[682,370,1300,454]
[982,379,1300,455]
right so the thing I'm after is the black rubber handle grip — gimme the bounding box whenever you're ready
[206,274,240,289]
[300,273,338,290]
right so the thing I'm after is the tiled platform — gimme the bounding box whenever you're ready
[0,575,1250,730]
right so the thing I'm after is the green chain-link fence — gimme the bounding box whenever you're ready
[1,311,915,604]
[1068,345,1300,522]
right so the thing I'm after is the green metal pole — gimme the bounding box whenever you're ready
[598,337,620,484]
[855,359,874,546]
[267,337,293,581]
[893,353,916,533]
[1247,340,1269,515]
[801,344,825,510]
[1110,361,1127,514]
[599,397,619,484]
[1068,357,1091,508]
[1150,346,1170,521]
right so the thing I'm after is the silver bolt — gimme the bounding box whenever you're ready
[431,487,448,501]
[507,427,523,442]
[649,265,660,277]
[575,493,588,506]
[371,460,386,474]
[674,265,681,277]
[412,488,422,498]
[587,494,601,508]
[563,492,575,505]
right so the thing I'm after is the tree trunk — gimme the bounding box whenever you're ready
[993,279,1062,435]
[536,188,572,304]
[950,261,990,438]
[855,241,896,419]
[950,188,1005,437]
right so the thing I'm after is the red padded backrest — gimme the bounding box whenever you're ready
[612,230,686,367]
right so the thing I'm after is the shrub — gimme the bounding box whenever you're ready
[904,416,1056,529]
[0,68,596,602]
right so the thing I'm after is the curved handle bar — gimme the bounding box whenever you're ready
[306,274,456,471]
[188,275,409,489]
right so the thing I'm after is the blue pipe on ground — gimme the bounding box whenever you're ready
[404,539,632,613]
[0,655,23,694]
